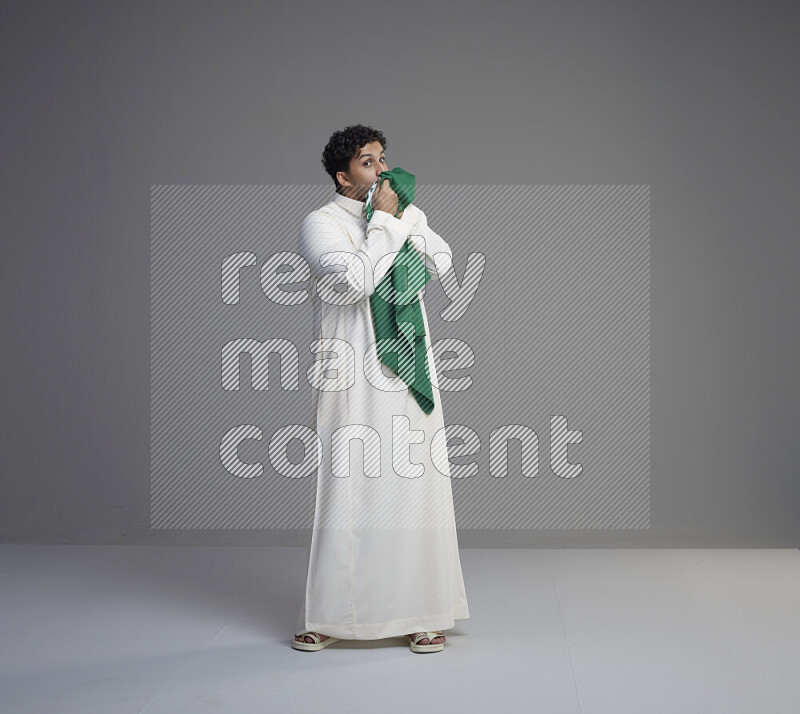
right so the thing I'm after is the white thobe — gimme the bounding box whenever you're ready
[294,190,470,640]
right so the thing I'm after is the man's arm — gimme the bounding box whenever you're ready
[403,205,454,281]
[298,209,412,301]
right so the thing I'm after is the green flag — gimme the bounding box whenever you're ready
[366,168,435,415]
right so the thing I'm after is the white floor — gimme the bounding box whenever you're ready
[1,545,798,713]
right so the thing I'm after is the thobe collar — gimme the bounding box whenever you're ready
[333,191,367,220]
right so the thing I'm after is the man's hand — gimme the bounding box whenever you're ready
[371,178,403,218]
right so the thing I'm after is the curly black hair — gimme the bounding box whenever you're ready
[321,124,387,192]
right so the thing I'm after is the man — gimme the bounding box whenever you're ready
[293,124,470,653]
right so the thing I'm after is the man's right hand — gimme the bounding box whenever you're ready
[371,177,400,217]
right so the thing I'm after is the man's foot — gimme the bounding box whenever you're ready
[407,631,445,645]
[295,631,445,645]
[295,632,329,644]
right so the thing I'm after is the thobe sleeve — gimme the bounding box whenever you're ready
[298,209,414,301]
[403,205,454,281]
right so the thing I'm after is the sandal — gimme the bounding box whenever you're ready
[406,630,446,653]
[292,631,339,651]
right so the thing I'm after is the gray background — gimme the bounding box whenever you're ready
[2,0,798,546]
[149,184,650,532]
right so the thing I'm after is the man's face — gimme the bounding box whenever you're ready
[336,140,388,201]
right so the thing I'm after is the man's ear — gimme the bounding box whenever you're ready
[336,170,351,188]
